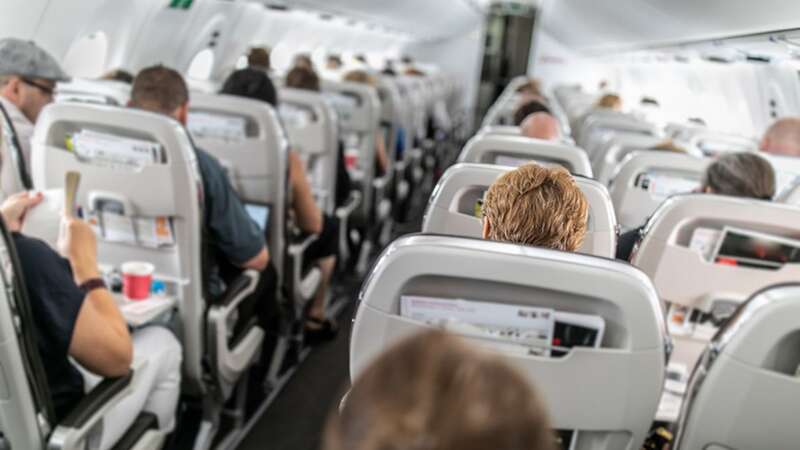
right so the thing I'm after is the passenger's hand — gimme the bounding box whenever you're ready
[59,216,100,284]
[0,191,43,232]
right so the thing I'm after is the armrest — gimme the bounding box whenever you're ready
[288,233,323,305]
[217,270,259,310]
[396,180,410,202]
[408,148,423,162]
[207,270,264,390]
[49,372,135,450]
[372,176,389,191]
[335,191,362,220]
[334,191,362,267]
[288,233,319,258]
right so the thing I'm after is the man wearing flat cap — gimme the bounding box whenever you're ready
[0,38,69,196]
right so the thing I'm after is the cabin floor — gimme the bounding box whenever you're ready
[237,192,429,450]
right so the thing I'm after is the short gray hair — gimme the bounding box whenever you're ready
[703,152,775,200]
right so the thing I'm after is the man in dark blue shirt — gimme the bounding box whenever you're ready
[128,66,271,295]
[0,191,181,449]
[128,66,279,351]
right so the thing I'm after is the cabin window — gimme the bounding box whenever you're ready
[236,54,248,70]
[62,32,109,78]
[188,48,215,80]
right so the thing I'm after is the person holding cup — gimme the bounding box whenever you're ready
[0,190,182,450]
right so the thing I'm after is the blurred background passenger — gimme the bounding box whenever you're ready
[596,93,622,111]
[520,112,561,141]
[324,330,555,450]
[247,46,271,72]
[222,68,340,342]
[513,99,551,127]
[616,152,776,260]
[343,69,390,176]
[760,117,800,157]
[293,53,314,72]
[100,68,134,84]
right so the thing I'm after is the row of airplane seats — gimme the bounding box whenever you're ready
[0,38,463,450]
[342,75,800,450]
[4,23,800,450]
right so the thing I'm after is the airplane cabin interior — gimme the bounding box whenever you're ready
[1,1,800,449]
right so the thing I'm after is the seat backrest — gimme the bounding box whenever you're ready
[0,102,32,191]
[397,76,429,142]
[30,103,207,391]
[351,234,667,450]
[278,87,339,215]
[593,134,668,185]
[499,75,530,98]
[577,112,658,157]
[763,153,800,202]
[558,91,596,125]
[376,76,402,159]
[422,163,617,258]
[55,79,131,106]
[664,122,706,141]
[0,219,54,450]
[322,80,381,220]
[479,125,521,136]
[396,76,429,146]
[187,91,288,280]
[632,195,800,313]
[675,284,800,450]
[609,151,708,230]
[391,79,416,159]
[686,130,757,157]
[457,134,593,178]
[481,94,520,127]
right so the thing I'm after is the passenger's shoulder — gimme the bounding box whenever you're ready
[194,147,225,177]
[11,232,65,271]
[12,232,55,256]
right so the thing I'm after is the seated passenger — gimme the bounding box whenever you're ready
[221,68,339,342]
[285,66,353,209]
[516,78,543,97]
[513,99,551,127]
[342,70,390,177]
[405,67,426,77]
[650,139,688,153]
[520,112,561,141]
[381,61,397,77]
[324,330,555,450]
[129,66,280,343]
[247,46,271,72]
[0,191,181,450]
[100,69,134,84]
[326,54,343,72]
[0,39,69,196]
[293,53,314,72]
[760,117,800,157]
[286,66,321,92]
[596,93,622,111]
[616,152,776,260]
[481,164,589,251]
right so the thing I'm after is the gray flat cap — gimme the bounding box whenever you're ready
[0,38,69,81]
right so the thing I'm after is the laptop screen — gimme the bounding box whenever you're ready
[244,203,271,232]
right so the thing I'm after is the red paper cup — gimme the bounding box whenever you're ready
[344,150,359,169]
[121,262,154,301]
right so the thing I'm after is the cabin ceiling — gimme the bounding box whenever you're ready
[268,0,488,41]
[542,0,800,53]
